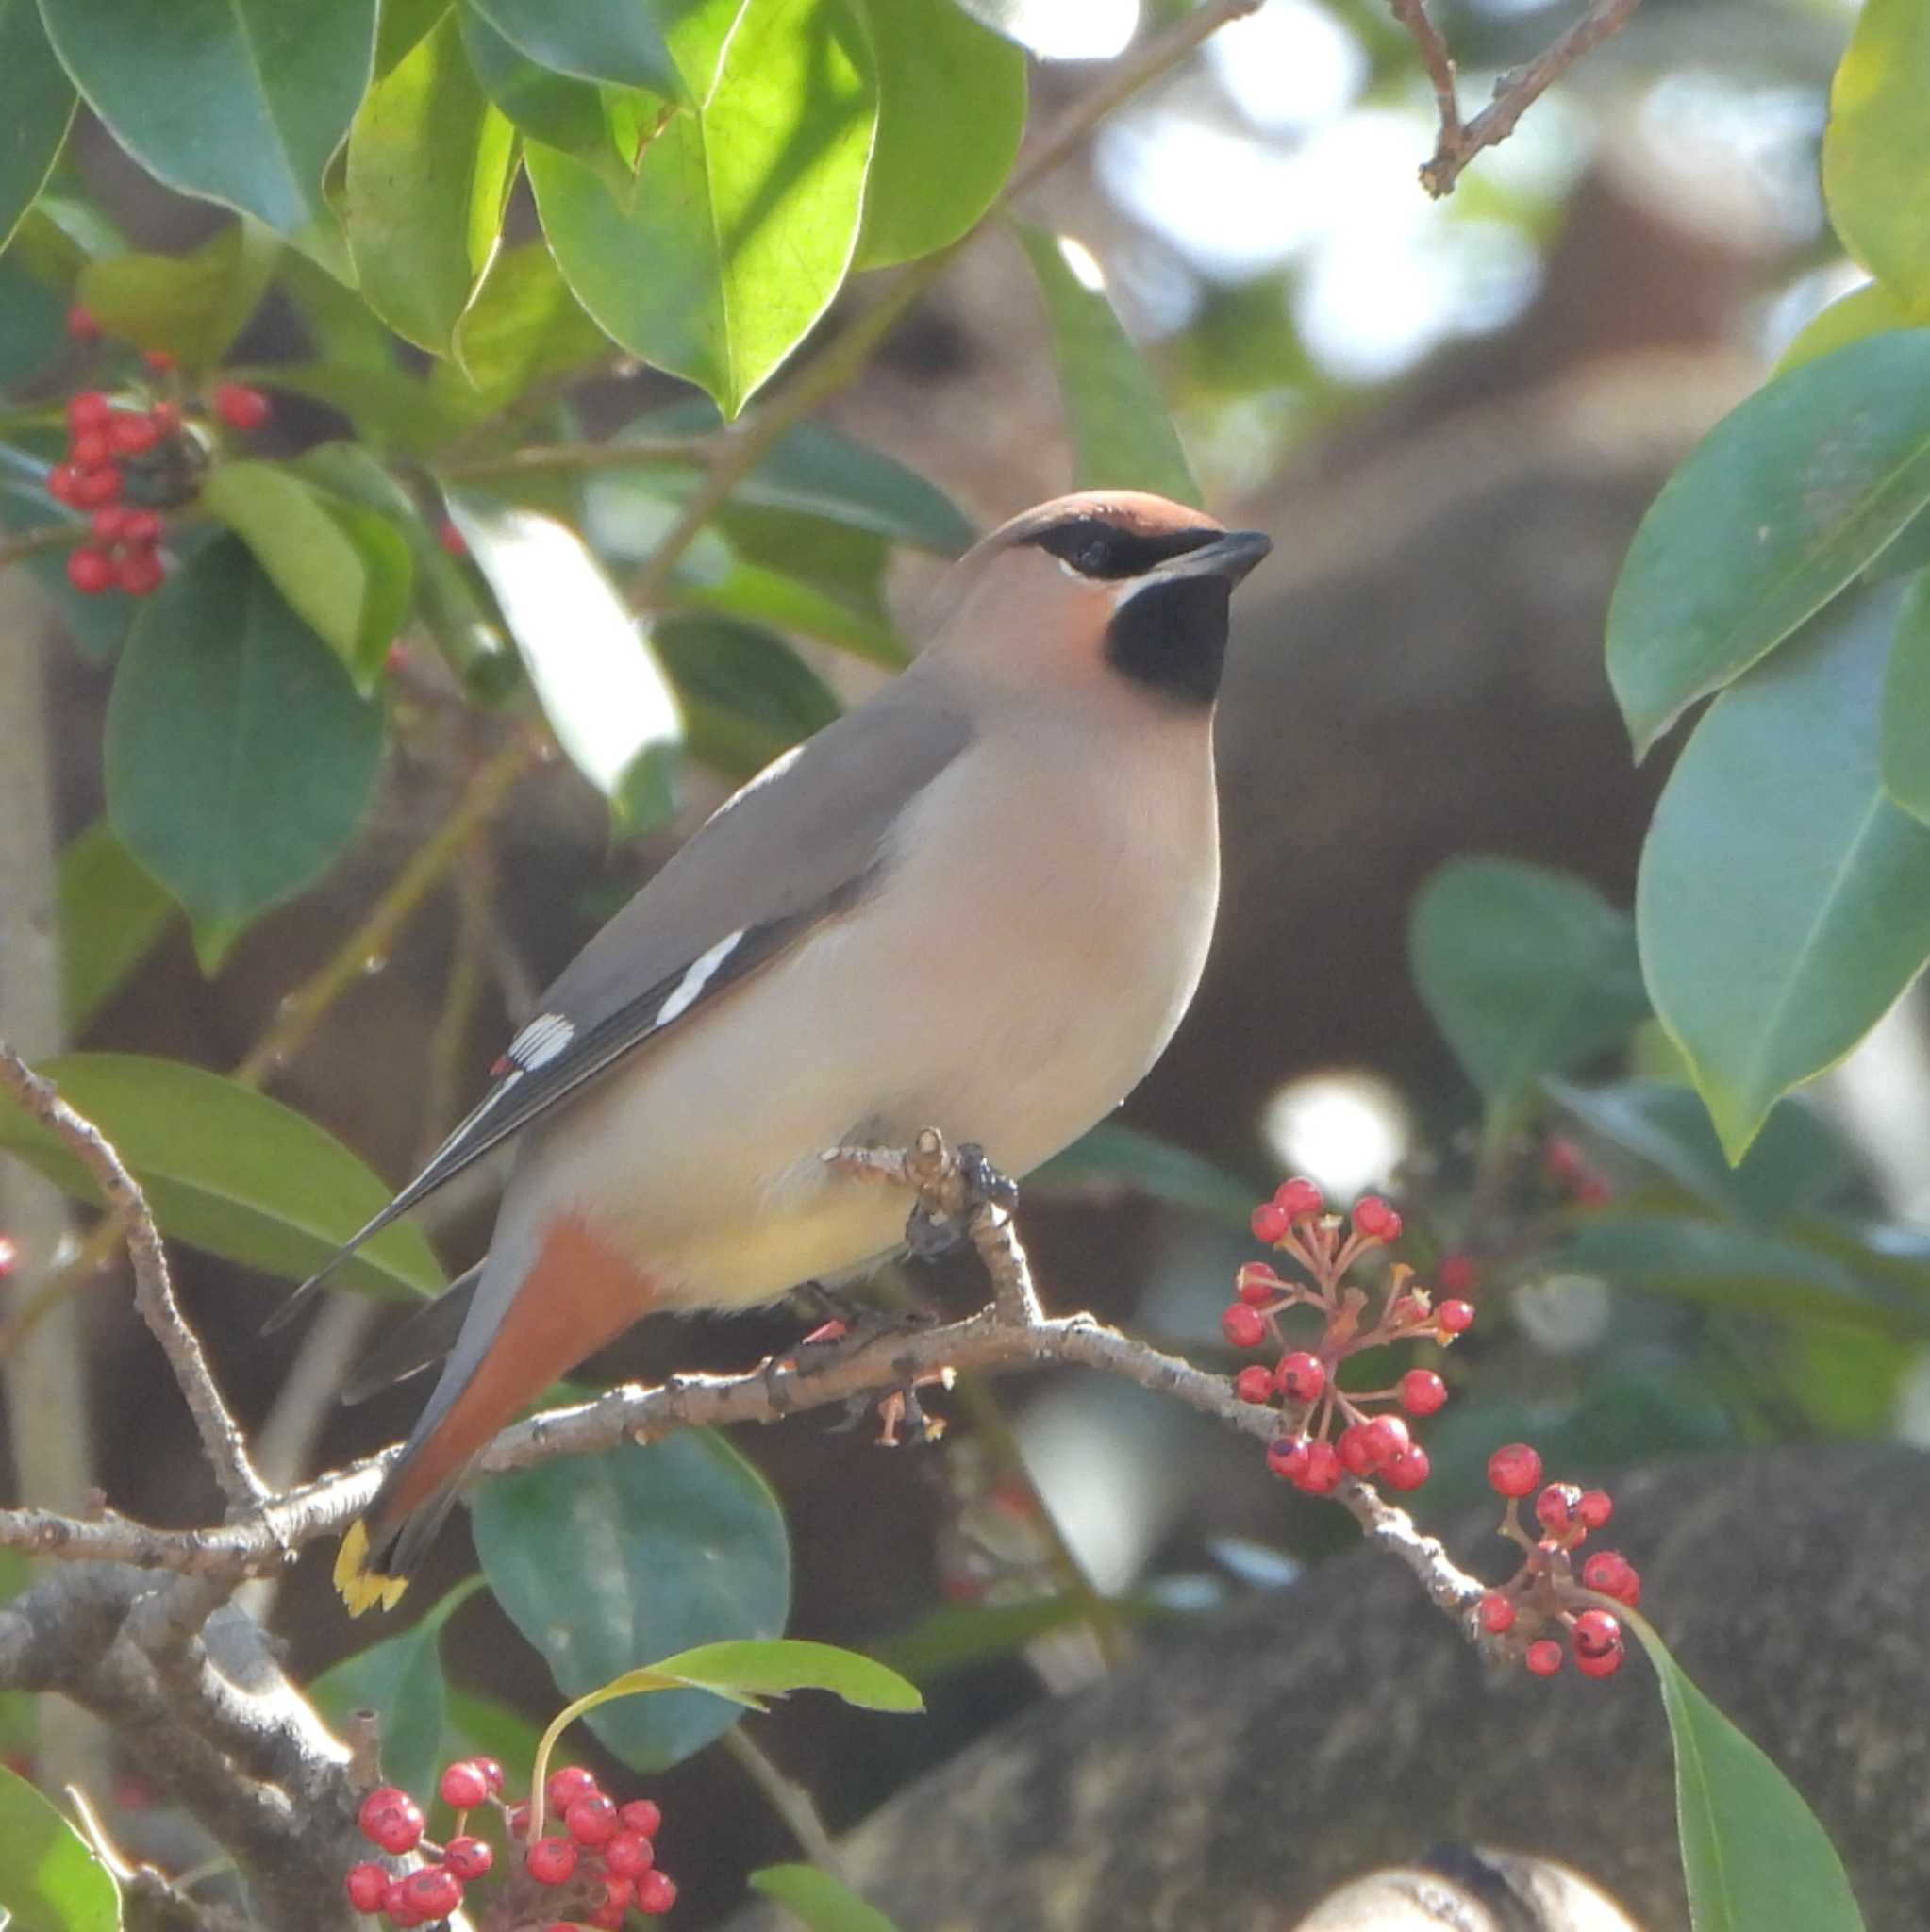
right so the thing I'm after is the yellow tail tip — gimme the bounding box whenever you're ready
[334,1518,409,1618]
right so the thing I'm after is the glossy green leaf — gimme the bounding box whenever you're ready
[1638,585,1930,1159]
[468,0,679,96]
[256,358,477,456]
[0,1053,443,1300]
[1773,281,1912,376]
[852,0,1023,271]
[1606,330,1930,757]
[1879,569,1930,824]
[1033,1121,1256,1227]
[200,462,412,690]
[75,221,279,372]
[40,0,374,256]
[641,1638,921,1711]
[0,1763,119,1932]
[345,11,515,355]
[472,1429,790,1771]
[1015,223,1201,508]
[104,538,386,967]
[444,489,681,818]
[9,192,125,282]
[945,0,1136,59]
[675,555,905,666]
[309,1578,482,1797]
[1822,0,1930,317]
[526,0,877,418]
[0,257,68,388]
[752,1864,906,1932]
[0,0,74,252]
[442,241,611,413]
[651,614,840,777]
[376,0,449,74]
[1543,1078,1855,1226]
[58,820,177,1036]
[1623,1614,1866,1932]
[459,4,614,160]
[1409,858,1649,1104]
[1563,1216,1930,1337]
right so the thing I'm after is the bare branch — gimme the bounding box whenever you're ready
[1389,0,1647,197]
[0,1046,265,1513]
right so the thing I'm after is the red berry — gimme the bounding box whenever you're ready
[66,546,112,594]
[1234,1364,1275,1405]
[122,509,163,544]
[66,306,99,343]
[1221,1304,1266,1350]
[149,400,182,434]
[399,1867,461,1921]
[1352,1195,1401,1241]
[1572,1607,1621,1657]
[1273,1176,1323,1220]
[69,428,109,468]
[67,391,110,431]
[444,1835,492,1880]
[1295,1439,1343,1494]
[382,1877,422,1927]
[548,1765,600,1809]
[1575,1489,1613,1530]
[1436,1252,1478,1294]
[439,1759,490,1809]
[618,1800,662,1839]
[636,1869,677,1914]
[46,461,82,506]
[1275,1351,1325,1405]
[1543,1136,1583,1180]
[1437,1299,1475,1336]
[567,1792,619,1846]
[1574,1177,1612,1207]
[90,507,127,542]
[344,1862,390,1913]
[1581,1550,1640,1607]
[109,410,159,456]
[1535,1484,1580,1537]
[1250,1201,1289,1244]
[438,518,468,557]
[1338,1422,1382,1476]
[1266,1436,1311,1484]
[74,464,121,507]
[605,1830,655,1876]
[215,382,270,430]
[1487,1443,1542,1499]
[525,1835,576,1885]
[113,548,165,596]
[587,1891,631,1930]
[474,1757,505,1795]
[1478,1591,1515,1634]
[141,348,175,372]
[1236,1260,1283,1306]
[1383,1444,1430,1491]
[1574,1641,1624,1678]
[1398,1369,1447,1415]
[1524,1639,1564,1676]
[358,1787,424,1855]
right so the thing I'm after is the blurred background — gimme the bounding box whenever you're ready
[5,0,1913,1917]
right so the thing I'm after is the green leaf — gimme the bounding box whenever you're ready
[376,0,449,75]
[0,258,68,389]
[637,1638,921,1711]
[443,489,682,815]
[442,1688,543,1773]
[460,5,609,154]
[0,1053,445,1301]
[40,0,374,257]
[309,1578,482,1798]
[1015,223,1201,508]
[467,0,681,97]
[1772,281,1913,377]
[472,1429,790,1771]
[674,555,905,667]
[104,537,386,967]
[1409,858,1649,1104]
[0,1764,120,1932]
[1563,1216,1930,1338]
[75,221,280,372]
[651,614,840,777]
[751,1864,906,1932]
[1033,1120,1256,1227]
[874,1592,1152,1683]
[0,0,74,253]
[1879,569,1930,824]
[851,0,1023,272]
[200,463,413,689]
[1606,330,1930,758]
[1638,584,1930,1159]
[526,0,877,418]
[344,11,516,355]
[1622,1613,1866,1932]
[1822,0,1930,318]
[944,0,1136,60]
[58,820,177,1037]
[442,240,611,413]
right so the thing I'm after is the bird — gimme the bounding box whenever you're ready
[297,489,1271,1613]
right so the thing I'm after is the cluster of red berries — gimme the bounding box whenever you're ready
[345,1758,675,1927]
[1226,1181,1471,1496]
[1473,1443,1639,1680]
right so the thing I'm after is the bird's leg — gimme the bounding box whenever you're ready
[782,1277,941,1380]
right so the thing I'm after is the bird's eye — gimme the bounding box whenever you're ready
[1074,534,1115,575]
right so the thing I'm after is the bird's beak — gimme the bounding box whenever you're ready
[1140,529,1273,589]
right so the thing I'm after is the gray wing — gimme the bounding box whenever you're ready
[268,680,973,1330]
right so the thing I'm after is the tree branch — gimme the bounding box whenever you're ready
[1389,0,1648,197]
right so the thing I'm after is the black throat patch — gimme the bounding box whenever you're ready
[1105,575,1231,706]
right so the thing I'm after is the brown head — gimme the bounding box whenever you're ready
[920,490,1272,706]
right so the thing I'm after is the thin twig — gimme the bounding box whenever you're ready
[437,433,716,484]
[0,1047,266,1514]
[1389,0,1648,196]
[722,1727,848,1878]
[0,523,82,571]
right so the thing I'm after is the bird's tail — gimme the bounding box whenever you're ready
[334,1474,471,1617]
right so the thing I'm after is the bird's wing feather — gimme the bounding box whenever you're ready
[268,683,972,1331]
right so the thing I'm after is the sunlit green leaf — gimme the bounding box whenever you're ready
[467,0,680,97]
[58,820,177,1036]
[1773,282,1912,376]
[75,221,280,371]
[376,0,449,74]
[751,1864,906,1932]
[0,0,75,253]
[1822,0,1930,317]
[0,1763,119,1932]
[640,1638,921,1711]
[443,241,611,412]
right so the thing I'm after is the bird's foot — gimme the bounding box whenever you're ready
[830,1367,955,1446]
[785,1282,940,1378]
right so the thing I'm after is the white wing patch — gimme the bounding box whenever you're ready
[508,1010,575,1069]
[656,931,744,1025]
